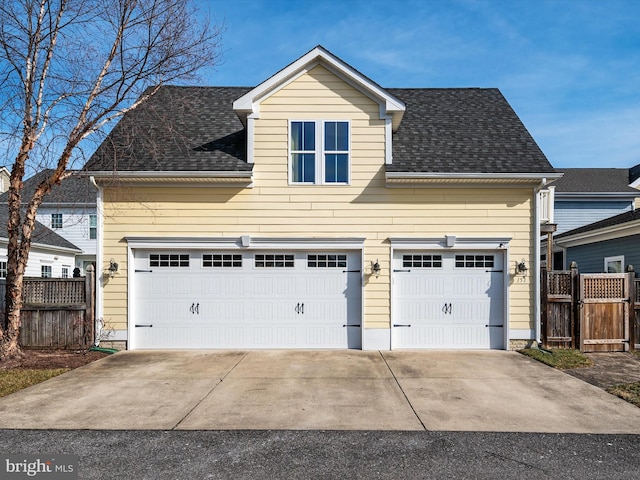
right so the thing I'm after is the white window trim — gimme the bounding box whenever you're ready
[604,255,624,273]
[288,120,351,186]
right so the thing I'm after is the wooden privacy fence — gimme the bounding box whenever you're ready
[541,263,637,352]
[0,266,95,349]
[635,278,640,350]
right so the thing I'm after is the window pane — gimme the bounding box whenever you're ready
[304,122,315,150]
[325,122,348,151]
[336,122,348,150]
[292,121,316,151]
[291,122,302,150]
[325,154,348,183]
[293,153,315,182]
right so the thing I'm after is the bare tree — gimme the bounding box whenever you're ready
[0,0,222,359]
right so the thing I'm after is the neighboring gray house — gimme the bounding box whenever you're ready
[0,206,82,278]
[551,167,640,235]
[554,208,640,275]
[0,170,97,275]
[543,165,640,269]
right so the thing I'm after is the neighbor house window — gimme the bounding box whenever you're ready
[89,214,97,240]
[0,261,7,278]
[62,267,69,278]
[290,121,349,184]
[51,213,63,229]
[41,265,52,278]
[604,255,624,273]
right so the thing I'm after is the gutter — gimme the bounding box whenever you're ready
[385,171,562,187]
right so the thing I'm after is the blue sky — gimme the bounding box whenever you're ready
[199,0,640,169]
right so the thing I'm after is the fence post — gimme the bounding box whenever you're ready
[85,265,95,348]
[627,264,635,352]
[570,261,579,349]
[540,265,548,348]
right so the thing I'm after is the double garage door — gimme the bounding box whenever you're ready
[131,247,506,350]
[132,250,362,349]
[392,250,505,349]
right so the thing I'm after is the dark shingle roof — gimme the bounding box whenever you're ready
[551,168,639,193]
[629,163,640,185]
[555,208,640,239]
[0,207,80,251]
[85,86,252,172]
[0,170,96,205]
[387,88,555,173]
[84,85,555,174]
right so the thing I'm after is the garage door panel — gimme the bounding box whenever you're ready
[132,249,361,349]
[393,250,505,349]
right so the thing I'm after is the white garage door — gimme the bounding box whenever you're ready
[392,250,505,349]
[131,250,362,349]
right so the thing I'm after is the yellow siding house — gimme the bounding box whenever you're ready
[85,46,559,350]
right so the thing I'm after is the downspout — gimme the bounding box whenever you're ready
[89,176,103,346]
[533,178,547,347]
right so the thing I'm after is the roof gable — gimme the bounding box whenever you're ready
[232,45,405,130]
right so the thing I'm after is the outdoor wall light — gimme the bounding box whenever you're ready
[516,259,528,274]
[371,259,381,277]
[108,258,119,278]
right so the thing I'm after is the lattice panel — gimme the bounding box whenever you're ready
[583,277,625,299]
[23,279,86,305]
[547,272,572,296]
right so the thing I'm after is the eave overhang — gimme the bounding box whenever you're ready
[554,192,640,201]
[554,220,640,248]
[89,171,253,188]
[0,238,82,255]
[385,172,562,188]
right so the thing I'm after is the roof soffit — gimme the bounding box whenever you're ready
[232,46,405,129]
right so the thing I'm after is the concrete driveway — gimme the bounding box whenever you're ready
[1,350,640,433]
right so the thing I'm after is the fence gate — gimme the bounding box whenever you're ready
[579,273,632,353]
[541,268,576,348]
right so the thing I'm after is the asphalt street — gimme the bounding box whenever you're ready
[1,430,639,479]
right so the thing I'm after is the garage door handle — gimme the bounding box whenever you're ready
[343,324,361,327]
[485,325,503,328]
[135,324,153,328]
[393,269,411,273]
[393,324,411,327]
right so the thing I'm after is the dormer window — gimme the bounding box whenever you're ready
[290,120,350,185]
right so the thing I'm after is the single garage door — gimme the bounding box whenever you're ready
[392,250,505,349]
[131,250,362,349]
